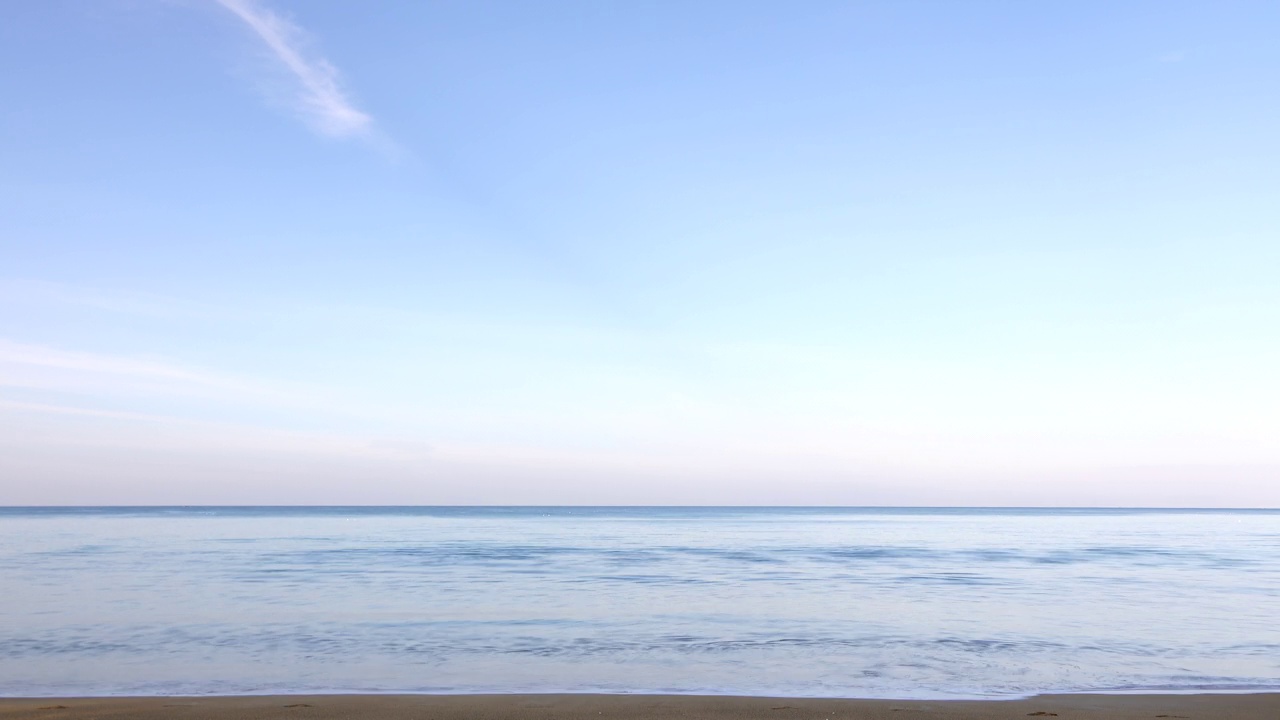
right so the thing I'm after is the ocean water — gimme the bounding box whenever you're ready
[0,506,1277,699]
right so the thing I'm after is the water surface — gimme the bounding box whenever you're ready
[1,506,1277,698]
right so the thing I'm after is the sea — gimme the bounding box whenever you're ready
[1,506,1277,699]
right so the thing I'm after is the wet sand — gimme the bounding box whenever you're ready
[1,694,1276,720]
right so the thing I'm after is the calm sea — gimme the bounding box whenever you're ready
[1,507,1277,698]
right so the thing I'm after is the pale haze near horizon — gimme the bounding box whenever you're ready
[2,1,1278,506]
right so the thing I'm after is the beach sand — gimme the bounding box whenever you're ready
[1,694,1276,720]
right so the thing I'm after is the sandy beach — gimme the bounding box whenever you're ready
[1,694,1276,720]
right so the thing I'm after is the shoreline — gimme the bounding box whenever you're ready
[2,693,1277,720]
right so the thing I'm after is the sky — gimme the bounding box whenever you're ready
[2,0,1278,506]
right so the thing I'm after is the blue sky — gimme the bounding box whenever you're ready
[2,0,1278,505]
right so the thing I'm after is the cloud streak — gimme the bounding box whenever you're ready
[1,279,216,319]
[0,339,247,391]
[215,0,371,137]
[0,338,297,409]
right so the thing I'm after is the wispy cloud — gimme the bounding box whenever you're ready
[0,338,285,405]
[0,339,241,389]
[0,278,216,318]
[215,0,371,137]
